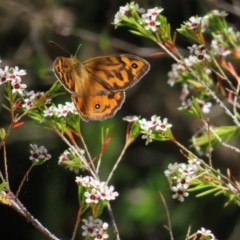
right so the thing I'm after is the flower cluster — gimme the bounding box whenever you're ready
[167,43,214,115]
[21,90,51,110]
[113,2,164,33]
[187,44,211,62]
[164,159,201,202]
[0,65,27,94]
[58,147,85,173]
[43,102,78,118]
[76,176,119,203]
[141,7,163,32]
[123,115,172,145]
[82,216,109,240]
[182,10,228,33]
[29,144,51,164]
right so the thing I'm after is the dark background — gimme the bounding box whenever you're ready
[0,0,240,239]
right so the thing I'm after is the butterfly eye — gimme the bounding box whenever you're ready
[131,63,138,69]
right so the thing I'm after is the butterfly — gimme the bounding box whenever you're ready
[53,54,150,122]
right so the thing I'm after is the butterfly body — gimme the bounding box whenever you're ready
[53,54,150,121]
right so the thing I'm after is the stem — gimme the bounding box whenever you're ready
[3,143,10,191]
[71,203,83,240]
[106,140,131,184]
[107,203,121,240]
[159,192,174,240]
[16,164,34,198]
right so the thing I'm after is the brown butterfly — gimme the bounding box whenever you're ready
[53,54,150,122]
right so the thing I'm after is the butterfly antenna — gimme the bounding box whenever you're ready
[74,44,82,57]
[49,41,72,56]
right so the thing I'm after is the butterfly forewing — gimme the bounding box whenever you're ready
[83,54,150,91]
[53,57,82,93]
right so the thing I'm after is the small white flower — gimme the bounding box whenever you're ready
[167,64,181,86]
[164,163,180,177]
[188,158,201,172]
[143,17,160,32]
[65,101,78,114]
[84,188,100,204]
[99,185,119,201]
[22,98,34,109]
[172,184,189,202]
[177,176,189,189]
[122,115,139,122]
[155,118,172,131]
[75,176,93,187]
[82,216,97,237]
[197,227,215,240]
[196,99,212,114]
[145,7,163,20]
[178,164,195,176]
[186,16,202,29]
[94,230,109,240]
[56,104,69,117]
[58,150,70,163]
[11,77,27,95]
[142,129,152,145]
[211,10,228,17]
[43,106,56,117]
[139,118,152,131]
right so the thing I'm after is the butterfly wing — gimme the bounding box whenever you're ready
[72,76,125,121]
[53,57,81,93]
[82,54,150,91]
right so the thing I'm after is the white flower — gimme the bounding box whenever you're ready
[122,115,139,122]
[58,150,70,163]
[211,10,228,17]
[188,158,201,172]
[155,118,172,131]
[99,185,119,201]
[55,104,69,117]
[142,17,160,32]
[178,164,195,176]
[82,216,109,239]
[139,118,152,131]
[186,16,202,29]
[172,184,189,202]
[11,77,27,95]
[43,106,56,117]
[82,216,97,237]
[197,227,215,240]
[65,101,78,114]
[164,163,180,177]
[84,188,100,204]
[144,7,163,20]
[167,64,181,86]
[22,98,34,109]
[142,129,153,145]
[75,176,93,187]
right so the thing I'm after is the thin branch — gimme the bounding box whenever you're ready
[15,164,34,198]
[159,192,174,240]
[9,197,60,240]
[3,143,10,190]
[71,203,83,240]
[106,140,130,184]
[107,203,121,240]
